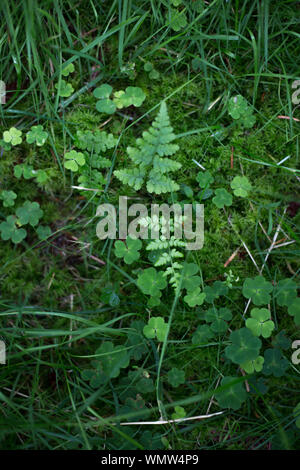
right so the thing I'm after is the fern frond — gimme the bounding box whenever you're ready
[114,168,145,190]
[75,130,117,154]
[114,101,181,194]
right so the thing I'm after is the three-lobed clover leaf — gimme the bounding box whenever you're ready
[0,215,27,244]
[203,281,228,303]
[230,175,252,198]
[228,95,256,128]
[246,308,275,338]
[212,188,233,209]
[242,275,273,306]
[137,267,167,298]
[167,368,185,388]
[64,150,85,171]
[55,80,74,97]
[0,190,17,207]
[216,376,247,410]
[171,406,186,420]
[293,403,300,429]
[113,87,146,109]
[181,263,201,292]
[36,225,52,240]
[26,125,48,146]
[16,201,43,227]
[192,325,214,344]
[167,8,187,32]
[143,317,168,342]
[114,236,142,264]
[262,348,289,377]
[196,171,214,188]
[82,343,130,388]
[241,356,264,374]
[225,327,262,365]
[94,84,116,114]
[183,287,206,307]
[205,306,232,333]
[61,62,75,77]
[274,278,297,307]
[3,127,22,146]
[14,163,34,179]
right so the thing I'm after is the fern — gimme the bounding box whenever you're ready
[114,102,181,194]
[75,130,117,154]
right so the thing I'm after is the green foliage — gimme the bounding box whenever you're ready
[212,188,233,209]
[262,348,289,377]
[167,8,187,32]
[144,62,160,80]
[216,377,247,410]
[225,328,262,365]
[230,176,252,198]
[143,317,168,342]
[293,403,300,429]
[55,79,74,97]
[61,62,75,77]
[3,127,22,146]
[36,225,52,240]
[245,308,275,338]
[241,356,264,374]
[228,95,256,128]
[242,276,273,306]
[114,87,146,108]
[167,368,185,387]
[192,325,214,344]
[274,279,298,307]
[114,236,142,264]
[82,342,130,387]
[137,267,167,302]
[205,306,232,334]
[171,406,186,420]
[74,129,117,154]
[0,215,27,243]
[183,288,206,307]
[64,150,86,171]
[26,125,48,146]
[0,190,17,207]
[203,281,228,303]
[114,102,181,194]
[16,201,43,227]
[196,171,214,188]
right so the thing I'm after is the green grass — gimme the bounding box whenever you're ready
[0,0,300,450]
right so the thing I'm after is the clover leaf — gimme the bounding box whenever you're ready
[114,236,142,264]
[183,288,206,307]
[171,406,186,420]
[26,125,48,146]
[246,308,275,338]
[203,281,228,303]
[143,317,168,342]
[55,80,74,97]
[262,348,289,377]
[230,176,252,198]
[36,225,52,240]
[113,87,145,108]
[293,403,300,429]
[288,298,300,325]
[0,190,17,207]
[212,188,233,209]
[205,306,232,333]
[241,356,264,374]
[16,201,43,227]
[0,215,27,244]
[94,84,113,99]
[82,342,130,388]
[64,150,85,171]
[137,267,167,298]
[167,368,185,388]
[228,95,256,128]
[14,163,34,179]
[181,263,201,291]
[119,396,149,421]
[168,8,187,32]
[274,278,297,307]
[272,330,291,350]
[216,376,247,410]
[126,320,148,361]
[196,171,214,188]
[242,275,273,305]
[3,127,22,146]
[192,325,214,344]
[93,84,116,114]
[61,62,75,77]
[225,327,262,365]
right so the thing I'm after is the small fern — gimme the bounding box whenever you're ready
[75,130,117,154]
[114,102,181,194]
